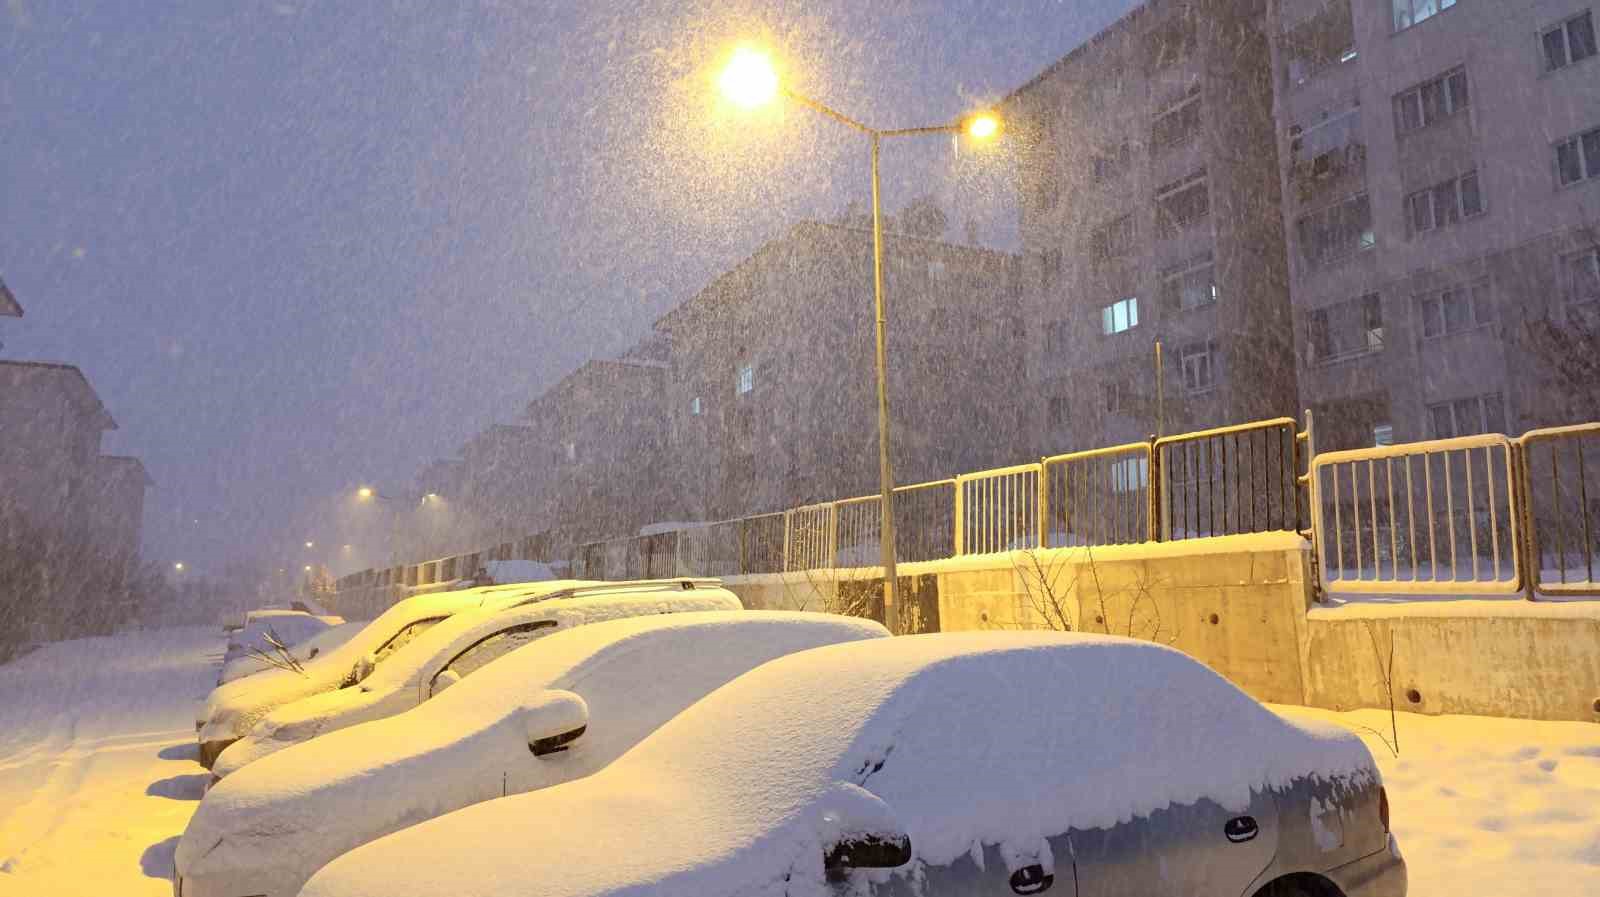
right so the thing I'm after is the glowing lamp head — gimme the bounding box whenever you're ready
[304,541,314,549]
[173,562,185,572]
[719,47,779,109]
[357,486,374,500]
[965,113,1001,140]
[303,565,312,572]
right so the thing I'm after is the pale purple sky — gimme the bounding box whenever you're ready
[2,0,1134,572]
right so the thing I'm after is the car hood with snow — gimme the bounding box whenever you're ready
[300,631,1382,897]
[217,619,364,685]
[195,580,596,764]
[175,611,889,897]
[207,580,742,778]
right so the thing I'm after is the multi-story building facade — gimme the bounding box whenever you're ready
[1005,0,1299,459]
[86,455,152,578]
[1270,0,1600,449]
[654,220,1024,522]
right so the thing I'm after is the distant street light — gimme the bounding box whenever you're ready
[304,540,315,549]
[356,486,376,501]
[716,44,1001,632]
[173,562,185,572]
[303,565,312,572]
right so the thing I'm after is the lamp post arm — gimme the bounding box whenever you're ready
[781,87,875,135]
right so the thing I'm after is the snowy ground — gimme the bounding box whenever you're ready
[0,625,1595,895]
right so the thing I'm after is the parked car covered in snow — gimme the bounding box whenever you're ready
[218,609,345,679]
[216,620,364,685]
[196,580,598,766]
[174,610,888,897]
[207,578,740,779]
[300,632,1405,897]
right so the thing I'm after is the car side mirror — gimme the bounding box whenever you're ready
[815,782,912,873]
[523,689,588,757]
[354,653,378,683]
[431,669,462,695]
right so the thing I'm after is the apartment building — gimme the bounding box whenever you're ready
[654,220,1024,522]
[1270,0,1600,449]
[86,455,153,578]
[1005,0,1298,459]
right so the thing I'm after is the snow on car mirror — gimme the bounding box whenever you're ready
[431,669,462,694]
[523,689,588,757]
[814,782,913,872]
[349,653,377,685]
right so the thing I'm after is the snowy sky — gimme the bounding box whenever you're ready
[1,0,1135,570]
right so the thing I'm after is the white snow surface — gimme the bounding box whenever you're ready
[176,612,888,897]
[216,620,356,681]
[207,585,742,779]
[482,559,557,582]
[198,582,582,743]
[299,632,1379,897]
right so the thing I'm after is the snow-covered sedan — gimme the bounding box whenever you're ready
[196,580,598,766]
[300,632,1406,897]
[174,610,889,897]
[217,617,361,685]
[207,578,740,779]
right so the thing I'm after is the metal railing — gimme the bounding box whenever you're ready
[1311,434,1521,595]
[1156,418,1303,541]
[1043,443,1156,547]
[955,463,1043,556]
[1519,423,1600,595]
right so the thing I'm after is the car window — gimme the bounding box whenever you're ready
[373,616,447,665]
[431,621,558,693]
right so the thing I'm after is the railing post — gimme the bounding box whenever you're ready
[1515,439,1538,601]
[1037,458,1049,549]
[953,476,965,557]
[782,509,794,573]
[1147,437,1161,542]
[827,502,839,569]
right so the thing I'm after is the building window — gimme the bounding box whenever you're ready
[1101,297,1140,335]
[736,363,754,395]
[1160,251,1218,311]
[1039,248,1064,288]
[1111,456,1149,493]
[1394,68,1468,134]
[1147,15,1196,70]
[1307,293,1384,364]
[690,396,703,416]
[1296,193,1375,268]
[1544,11,1597,72]
[1290,105,1364,198]
[564,441,577,462]
[1155,170,1210,237]
[1407,170,1484,234]
[1393,0,1456,32]
[1090,215,1136,262]
[1092,142,1131,182]
[1373,423,1395,446]
[1568,247,1600,307]
[1429,393,1505,438]
[1556,125,1600,186]
[1045,320,1071,354]
[1283,0,1357,86]
[1048,396,1070,430]
[1104,381,1124,413]
[1180,340,1219,393]
[1152,91,1202,154]
[1417,280,1493,338]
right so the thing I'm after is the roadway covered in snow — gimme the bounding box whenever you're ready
[0,624,1595,895]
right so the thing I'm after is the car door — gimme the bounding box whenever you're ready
[1068,786,1279,897]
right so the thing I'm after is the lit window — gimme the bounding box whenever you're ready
[1544,11,1597,72]
[690,396,703,415]
[1394,68,1468,134]
[1373,423,1395,446]
[1101,297,1139,335]
[1406,170,1484,234]
[1556,125,1600,187]
[736,363,754,395]
[1111,456,1149,492]
[1392,0,1455,33]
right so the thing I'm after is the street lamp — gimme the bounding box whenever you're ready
[173,562,185,572]
[717,45,1000,631]
[304,540,315,549]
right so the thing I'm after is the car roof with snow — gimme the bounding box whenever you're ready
[181,612,890,895]
[300,631,1376,897]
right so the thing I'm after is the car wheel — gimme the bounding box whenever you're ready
[1256,875,1340,897]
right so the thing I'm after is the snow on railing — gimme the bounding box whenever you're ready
[1043,442,1155,547]
[1311,434,1521,596]
[955,463,1043,556]
[1519,423,1600,596]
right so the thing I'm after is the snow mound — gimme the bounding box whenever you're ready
[218,621,364,684]
[302,631,1377,897]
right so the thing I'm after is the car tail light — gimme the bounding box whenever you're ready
[1378,786,1390,833]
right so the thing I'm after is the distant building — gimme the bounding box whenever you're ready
[1005,0,1298,456]
[654,220,1024,522]
[0,360,119,542]
[86,455,153,579]
[1268,0,1600,450]
[455,423,540,547]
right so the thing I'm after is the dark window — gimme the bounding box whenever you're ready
[1406,171,1484,234]
[1152,93,1202,153]
[1155,171,1210,237]
[1296,193,1375,267]
[1428,393,1504,438]
[1545,11,1597,71]
[1418,281,1493,338]
[1048,396,1070,430]
[1090,215,1136,262]
[1307,293,1384,364]
[1160,252,1217,311]
[1395,67,1468,134]
[1180,340,1220,392]
[1556,125,1600,186]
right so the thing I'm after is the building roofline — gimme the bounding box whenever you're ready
[99,454,154,486]
[0,277,21,318]
[0,360,117,430]
[1001,2,1150,107]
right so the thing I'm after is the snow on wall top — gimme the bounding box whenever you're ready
[180,612,889,897]
[302,631,1377,897]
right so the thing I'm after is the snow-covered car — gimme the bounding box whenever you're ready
[174,610,888,897]
[300,632,1406,897]
[218,609,345,677]
[208,578,740,779]
[216,620,364,685]
[196,580,598,766]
